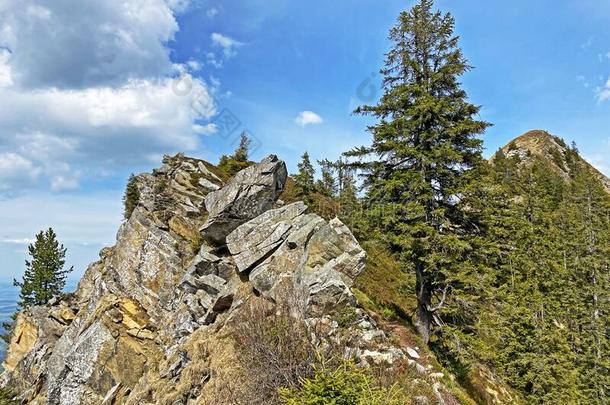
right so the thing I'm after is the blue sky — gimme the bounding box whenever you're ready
[0,0,609,281]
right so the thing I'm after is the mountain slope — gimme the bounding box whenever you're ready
[494,129,610,192]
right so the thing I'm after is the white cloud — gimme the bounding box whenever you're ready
[51,174,81,192]
[193,123,218,135]
[207,7,219,18]
[295,111,324,127]
[0,0,223,195]
[597,76,610,102]
[186,59,202,71]
[211,33,243,59]
[0,238,35,245]
[0,75,216,194]
[0,152,41,192]
[0,0,185,89]
[0,48,13,88]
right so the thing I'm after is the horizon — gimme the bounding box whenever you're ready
[1,0,610,281]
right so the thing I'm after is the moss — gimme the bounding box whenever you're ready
[334,306,359,328]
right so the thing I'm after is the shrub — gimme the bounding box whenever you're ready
[280,359,405,405]
[230,294,317,404]
[123,174,140,220]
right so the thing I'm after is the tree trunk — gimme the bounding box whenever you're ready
[415,264,433,344]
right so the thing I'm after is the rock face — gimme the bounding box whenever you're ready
[201,155,287,243]
[0,154,405,405]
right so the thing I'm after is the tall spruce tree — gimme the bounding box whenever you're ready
[294,152,316,198]
[13,228,73,307]
[346,0,490,342]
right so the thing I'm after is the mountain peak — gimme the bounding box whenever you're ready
[500,129,567,158]
[495,130,610,192]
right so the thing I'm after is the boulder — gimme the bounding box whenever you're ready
[201,155,288,243]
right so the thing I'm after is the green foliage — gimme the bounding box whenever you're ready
[354,241,416,321]
[280,360,404,405]
[123,173,140,220]
[316,159,338,197]
[0,388,18,405]
[345,0,490,343]
[218,131,254,176]
[0,313,17,344]
[294,152,316,199]
[440,150,610,404]
[13,228,73,308]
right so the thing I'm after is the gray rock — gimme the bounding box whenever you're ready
[407,346,420,359]
[201,155,288,243]
[227,202,308,272]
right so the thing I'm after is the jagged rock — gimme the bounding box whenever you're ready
[0,154,448,405]
[226,201,308,272]
[227,202,365,314]
[201,155,288,243]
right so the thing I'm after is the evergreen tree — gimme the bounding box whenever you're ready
[13,228,73,307]
[218,131,253,176]
[294,152,316,199]
[345,0,490,342]
[316,159,338,197]
[123,174,140,220]
[234,131,251,162]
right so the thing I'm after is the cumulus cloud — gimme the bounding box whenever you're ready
[0,0,189,89]
[0,152,41,192]
[0,76,216,192]
[211,33,243,59]
[295,111,324,127]
[0,0,224,195]
[597,76,610,102]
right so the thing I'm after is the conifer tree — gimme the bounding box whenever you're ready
[123,174,140,220]
[294,152,316,198]
[346,0,490,342]
[234,131,251,162]
[316,159,338,197]
[218,131,253,175]
[13,228,73,307]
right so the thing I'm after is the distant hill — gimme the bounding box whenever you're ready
[493,129,610,192]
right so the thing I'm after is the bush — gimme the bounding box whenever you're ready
[230,295,317,404]
[218,155,253,177]
[123,174,140,220]
[280,359,405,405]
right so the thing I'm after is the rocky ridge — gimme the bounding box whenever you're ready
[0,154,460,404]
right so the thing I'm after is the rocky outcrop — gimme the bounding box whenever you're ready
[201,155,287,243]
[0,154,445,404]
